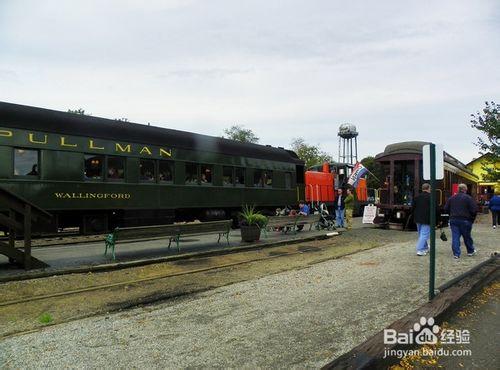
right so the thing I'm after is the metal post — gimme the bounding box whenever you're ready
[429,143,436,300]
[354,136,358,163]
[24,204,32,270]
[338,137,341,163]
[350,139,353,164]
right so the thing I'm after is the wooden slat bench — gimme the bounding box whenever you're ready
[295,214,322,232]
[262,216,297,237]
[104,220,232,260]
[262,214,322,237]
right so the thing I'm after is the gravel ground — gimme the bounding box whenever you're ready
[0,221,497,369]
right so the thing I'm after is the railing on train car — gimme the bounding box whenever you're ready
[366,188,379,204]
[377,188,389,205]
[436,189,443,206]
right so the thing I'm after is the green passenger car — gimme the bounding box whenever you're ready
[0,102,305,233]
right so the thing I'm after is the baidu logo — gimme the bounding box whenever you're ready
[384,316,440,345]
[414,317,440,344]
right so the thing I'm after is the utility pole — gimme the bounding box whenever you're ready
[429,143,436,300]
[423,142,443,301]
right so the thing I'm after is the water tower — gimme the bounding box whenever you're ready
[338,123,358,165]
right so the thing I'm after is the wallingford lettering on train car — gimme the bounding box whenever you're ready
[0,128,173,158]
[54,192,131,199]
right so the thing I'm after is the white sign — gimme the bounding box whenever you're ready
[362,204,378,224]
[423,144,444,180]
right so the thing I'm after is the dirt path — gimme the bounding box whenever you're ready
[0,227,413,338]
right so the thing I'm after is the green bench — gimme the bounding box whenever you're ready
[295,214,322,231]
[262,216,297,237]
[262,214,322,237]
[104,220,232,260]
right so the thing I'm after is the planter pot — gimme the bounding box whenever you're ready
[240,225,261,242]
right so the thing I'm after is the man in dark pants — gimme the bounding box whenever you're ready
[444,183,477,259]
[334,188,345,228]
[412,183,432,256]
[488,189,500,229]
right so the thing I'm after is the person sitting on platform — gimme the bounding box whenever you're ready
[298,200,310,216]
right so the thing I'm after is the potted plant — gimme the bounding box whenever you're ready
[239,205,268,242]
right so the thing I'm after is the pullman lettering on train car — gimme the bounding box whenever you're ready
[0,128,173,158]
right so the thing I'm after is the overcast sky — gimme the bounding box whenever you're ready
[1,0,499,163]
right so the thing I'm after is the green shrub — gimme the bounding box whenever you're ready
[38,312,53,324]
[239,205,268,227]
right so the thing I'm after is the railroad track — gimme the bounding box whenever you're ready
[0,245,325,309]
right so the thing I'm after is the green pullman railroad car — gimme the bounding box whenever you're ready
[0,102,305,234]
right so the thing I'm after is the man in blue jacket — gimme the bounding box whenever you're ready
[444,183,477,258]
[488,189,500,229]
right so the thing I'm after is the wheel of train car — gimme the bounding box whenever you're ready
[82,215,109,235]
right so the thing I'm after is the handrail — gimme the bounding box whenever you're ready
[0,186,51,220]
[308,184,314,204]
[0,186,51,269]
[436,189,443,206]
[376,187,384,203]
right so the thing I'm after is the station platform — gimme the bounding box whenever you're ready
[0,224,340,279]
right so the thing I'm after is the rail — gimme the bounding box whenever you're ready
[0,186,52,269]
[436,189,443,206]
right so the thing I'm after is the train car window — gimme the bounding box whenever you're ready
[14,148,39,177]
[394,161,414,205]
[140,159,155,182]
[222,166,233,186]
[263,171,273,188]
[185,163,198,184]
[159,160,174,183]
[296,165,305,184]
[201,165,213,184]
[285,172,292,189]
[107,156,125,181]
[253,169,263,187]
[84,154,104,180]
[235,167,245,187]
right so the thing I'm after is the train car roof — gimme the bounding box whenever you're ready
[0,101,303,164]
[375,141,478,178]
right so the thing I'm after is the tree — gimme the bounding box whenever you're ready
[290,138,333,168]
[360,156,385,189]
[67,108,88,115]
[470,101,500,181]
[223,125,259,144]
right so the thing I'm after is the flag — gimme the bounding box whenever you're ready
[348,162,368,187]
